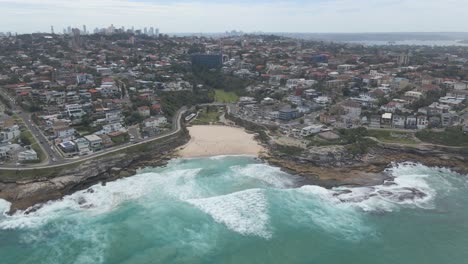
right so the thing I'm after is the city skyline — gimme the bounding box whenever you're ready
[1,0,468,34]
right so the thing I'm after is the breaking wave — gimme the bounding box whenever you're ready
[187,189,272,239]
[0,158,463,242]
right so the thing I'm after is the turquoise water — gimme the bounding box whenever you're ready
[1,156,468,264]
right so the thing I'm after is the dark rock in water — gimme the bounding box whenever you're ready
[332,189,352,196]
[383,180,397,186]
[377,190,394,198]
[24,203,44,215]
[77,197,86,205]
[399,187,427,201]
[86,188,95,194]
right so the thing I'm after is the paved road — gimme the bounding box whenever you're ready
[1,88,58,165]
[0,102,186,170]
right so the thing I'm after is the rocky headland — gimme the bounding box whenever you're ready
[0,131,190,214]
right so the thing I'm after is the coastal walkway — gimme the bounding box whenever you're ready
[0,108,186,171]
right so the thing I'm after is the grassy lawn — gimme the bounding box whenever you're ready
[367,129,417,144]
[110,133,130,144]
[307,135,346,147]
[20,130,47,162]
[192,110,221,125]
[416,127,468,147]
[214,90,239,103]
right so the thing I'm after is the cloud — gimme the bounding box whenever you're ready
[0,0,467,33]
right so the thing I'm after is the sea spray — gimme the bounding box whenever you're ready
[0,156,467,264]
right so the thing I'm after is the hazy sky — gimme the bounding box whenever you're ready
[1,0,467,33]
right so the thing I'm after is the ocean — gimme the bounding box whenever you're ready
[1,156,467,264]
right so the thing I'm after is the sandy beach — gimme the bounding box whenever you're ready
[179,125,265,158]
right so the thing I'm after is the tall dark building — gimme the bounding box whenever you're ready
[72,28,81,49]
[191,53,223,69]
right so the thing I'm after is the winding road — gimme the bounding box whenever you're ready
[0,106,186,171]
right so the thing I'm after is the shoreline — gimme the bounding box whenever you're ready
[178,125,266,158]
[1,122,467,215]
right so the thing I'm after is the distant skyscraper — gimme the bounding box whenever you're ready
[397,53,410,66]
[149,27,154,36]
[51,26,54,34]
[144,27,148,35]
[83,25,87,35]
[72,28,81,49]
[155,28,159,37]
[191,53,223,69]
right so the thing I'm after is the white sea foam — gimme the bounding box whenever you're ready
[282,162,460,238]
[187,189,272,239]
[289,185,372,239]
[297,162,448,213]
[0,199,11,216]
[0,159,461,244]
[231,163,297,188]
[0,168,203,230]
[208,154,255,160]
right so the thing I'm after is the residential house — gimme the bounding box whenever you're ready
[138,106,151,117]
[405,116,418,129]
[341,100,362,117]
[65,104,84,118]
[55,127,76,139]
[429,116,441,128]
[369,115,381,128]
[404,91,423,99]
[279,108,299,121]
[74,138,91,155]
[98,134,114,148]
[58,141,77,155]
[84,134,103,149]
[0,144,22,160]
[454,82,468,90]
[300,125,323,137]
[17,149,38,161]
[392,115,406,129]
[381,113,393,128]
[441,113,459,127]
[143,116,167,128]
[101,123,126,134]
[0,125,21,143]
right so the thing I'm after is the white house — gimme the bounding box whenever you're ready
[404,91,423,99]
[84,135,103,149]
[0,125,21,143]
[143,116,167,128]
[300,125,323,137]
[65,104,84,118]
[55,127,76,139]
[454,82,468,90]
[18,149,38,161]
[101,123,126,134]
[417,116,428,129]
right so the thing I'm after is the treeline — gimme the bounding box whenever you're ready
[160,89,214,118]
[192,66,251,96]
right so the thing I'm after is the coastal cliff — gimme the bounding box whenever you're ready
[264,143,468,188]
[0,130,190,214]
[226,112,468,187]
